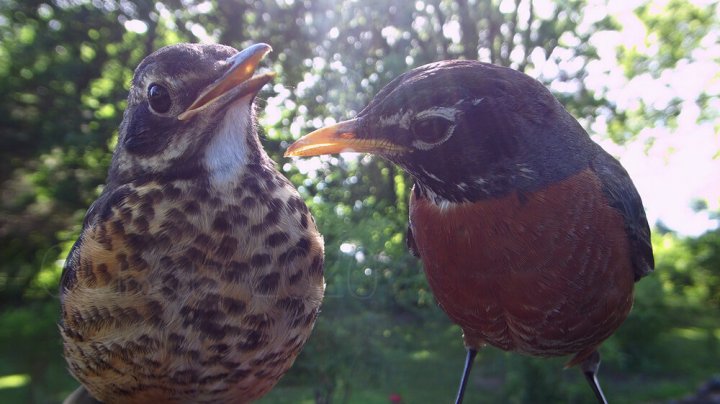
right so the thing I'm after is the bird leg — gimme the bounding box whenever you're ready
[580,350,608,404]
[454,348,478,404]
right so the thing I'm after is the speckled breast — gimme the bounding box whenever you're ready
[60,169,324,403]
[409,169,634,361]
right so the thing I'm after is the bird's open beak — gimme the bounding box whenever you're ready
[178,43,276,121]
[284,118,407,157]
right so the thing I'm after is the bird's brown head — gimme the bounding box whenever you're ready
[286,60,594,202]
[109,43,275,186]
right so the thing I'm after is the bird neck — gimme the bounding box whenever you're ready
[106,104,270,190]
[204,97,269,188]
[408,110,600,205]
[409,163,528,204]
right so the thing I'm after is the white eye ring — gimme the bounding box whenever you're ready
[411,107,457,150]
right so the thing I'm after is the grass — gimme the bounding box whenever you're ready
[0,300,718,404]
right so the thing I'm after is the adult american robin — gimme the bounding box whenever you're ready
[60,43,324,403]
[285,60,653,403]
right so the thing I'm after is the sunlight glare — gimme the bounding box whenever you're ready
[595,126,720,237]
[190,24,214,43]
[382,26,402,46]
[123,19,147,34]
[442,20,461,44]
[533,0,556,20]
[340,242,357,254]
[581,1,720,236]
[0,374,30,389]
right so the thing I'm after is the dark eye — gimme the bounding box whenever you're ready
[147,83,172,113]
[410,115,455,145]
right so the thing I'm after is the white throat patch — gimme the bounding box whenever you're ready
[205,96,252,186]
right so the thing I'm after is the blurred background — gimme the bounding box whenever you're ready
[1,0,719,403]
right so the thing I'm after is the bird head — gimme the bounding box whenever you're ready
[286,60,593,202]
[109,43,275,186]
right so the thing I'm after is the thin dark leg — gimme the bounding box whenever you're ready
[454,348,478,404]
[581,350,608,404]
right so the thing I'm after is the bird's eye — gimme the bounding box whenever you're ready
[147,83,172,114]
[410,115,456,148]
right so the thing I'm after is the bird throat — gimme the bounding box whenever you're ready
[204,96,257,186]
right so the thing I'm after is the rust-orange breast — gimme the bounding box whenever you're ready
[409,168,635,360]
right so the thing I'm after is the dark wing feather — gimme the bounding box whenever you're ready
[590,150,654,281]
[406,224,420,258]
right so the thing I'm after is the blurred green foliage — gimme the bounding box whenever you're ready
[0,0,718,403]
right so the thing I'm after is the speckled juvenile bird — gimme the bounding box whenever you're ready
[285,60,653,403]
[60,43,324,403]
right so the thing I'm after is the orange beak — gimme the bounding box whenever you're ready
[284,118,406,157]
[178,43,275,121]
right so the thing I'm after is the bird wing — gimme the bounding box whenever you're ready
[590,150,654,281]
[59,186,122,296]
[406,223,420,258]
[59,234,83,297]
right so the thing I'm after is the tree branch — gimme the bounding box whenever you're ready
[431,0,451,59]
[456,0,479,59]
[518,0,535,72]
